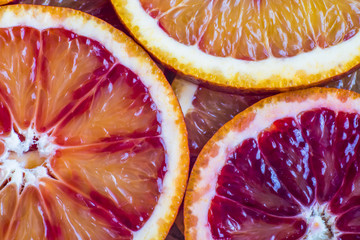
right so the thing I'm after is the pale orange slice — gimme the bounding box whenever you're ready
[185,88,360,239]
[112,0,360,91]
[0,4,189,239]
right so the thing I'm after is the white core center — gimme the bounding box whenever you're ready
[0,128,57,187]
[303,204,337,240]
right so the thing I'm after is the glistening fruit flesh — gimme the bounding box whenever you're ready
[185,88,360,239]
[0,5,189,239]
[140,0,360,60]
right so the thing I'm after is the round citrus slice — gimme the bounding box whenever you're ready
[0,4,188,239]
[185,87,360,239]
[112,0,360,91]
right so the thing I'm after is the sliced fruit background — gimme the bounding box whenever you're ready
[3,1,360,240]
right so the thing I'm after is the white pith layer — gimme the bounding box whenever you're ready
[302,203,337,240]
[121,0,360,88]
[172,77,198,115]
[0,6,186,239]
[189,91,360,239]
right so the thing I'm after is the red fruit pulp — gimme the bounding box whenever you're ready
[210,108,360,239]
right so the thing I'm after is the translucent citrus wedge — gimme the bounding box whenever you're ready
[112,0,360,91]
[185,87,360,239]
[172,76,268,167]
[0,4,188,239]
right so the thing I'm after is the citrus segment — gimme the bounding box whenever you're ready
[299,108,341,203]
[307,1,359,48]
[209,196,307,239]
[157,0,215,46]
[140,0,182,18]
[40,178,132,239]
[0,184,18,239]
[198,0,268,60]
[52,64,160,146]
[216,138,301,217]
[301,110,360,204]
[36,28,115,133]
[330,161,360,214]
[185,88,360,239]
[0,101,12,137]
[336,206,360,232]
[336,207,360,233]
[50,138,165,231]
[339,234,360,240]
[0,27,39,130]
[7,186,50,239]
[258,117,315,206]
[113,0,360,90]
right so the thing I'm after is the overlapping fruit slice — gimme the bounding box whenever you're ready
[112,0,360,91]
[172,77,267,167]
[0,5,188,240]
[185,88,360,239]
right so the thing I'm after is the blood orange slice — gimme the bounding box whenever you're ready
[112,0,360,91]
[0,4,188,239]
[185,88,360,239]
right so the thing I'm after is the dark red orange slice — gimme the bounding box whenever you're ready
[185,88,360,239]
